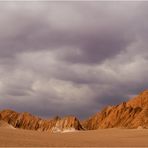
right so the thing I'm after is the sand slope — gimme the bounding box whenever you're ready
[0,120,15,129]
[0,126,148,147]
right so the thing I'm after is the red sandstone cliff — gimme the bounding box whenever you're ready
[82,90,148,129]
[1,90,148,131]
[0,109,83,132]
[51,116,83,132]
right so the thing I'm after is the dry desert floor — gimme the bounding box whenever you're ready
[0,126,148,147]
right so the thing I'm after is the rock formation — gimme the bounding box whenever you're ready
[51,116,83,133]
[1,90,148,131]
[0,110,83,132]
[82,90,148,130]
[127,90,148,108]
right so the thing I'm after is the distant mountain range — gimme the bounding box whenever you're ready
[0,90,148,132]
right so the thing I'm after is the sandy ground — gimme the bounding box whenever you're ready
[0,127,148,147]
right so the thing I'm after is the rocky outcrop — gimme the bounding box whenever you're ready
[0,109,61,131]
[51,116,83,133]
[82,90,148,130]
[127,90,148,108]
[1,90,148,131]
[0,110,83,132]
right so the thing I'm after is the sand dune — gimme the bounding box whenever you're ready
[0,120,15,129]
[0,126,148,147]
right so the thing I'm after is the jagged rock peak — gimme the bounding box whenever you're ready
[52,115,83,133]
[127,90,148,108]
[53,116,61,120]
[0,110,83,132]
[81,90,148,130]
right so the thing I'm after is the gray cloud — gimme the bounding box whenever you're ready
[0,2,148,119]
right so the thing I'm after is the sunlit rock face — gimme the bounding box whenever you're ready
[127,90,148,108]
[0,110,83,132]
[82,90,148,130]
[1,90,148,131]
[0,110,59,131]
[51,116,83,133]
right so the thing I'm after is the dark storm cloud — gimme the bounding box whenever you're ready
[0,2,136,63]
[0,1,148,119]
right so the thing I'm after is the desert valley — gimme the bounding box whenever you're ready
[1,1,148,147]
[0,90,148,147]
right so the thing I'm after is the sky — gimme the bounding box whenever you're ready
[0,1,148,119]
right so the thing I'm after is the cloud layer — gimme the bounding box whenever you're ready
[0,2,148,118]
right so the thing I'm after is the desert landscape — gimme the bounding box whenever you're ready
[0,126,148,147]
[1,1,148,147]
[0,90,148,147]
